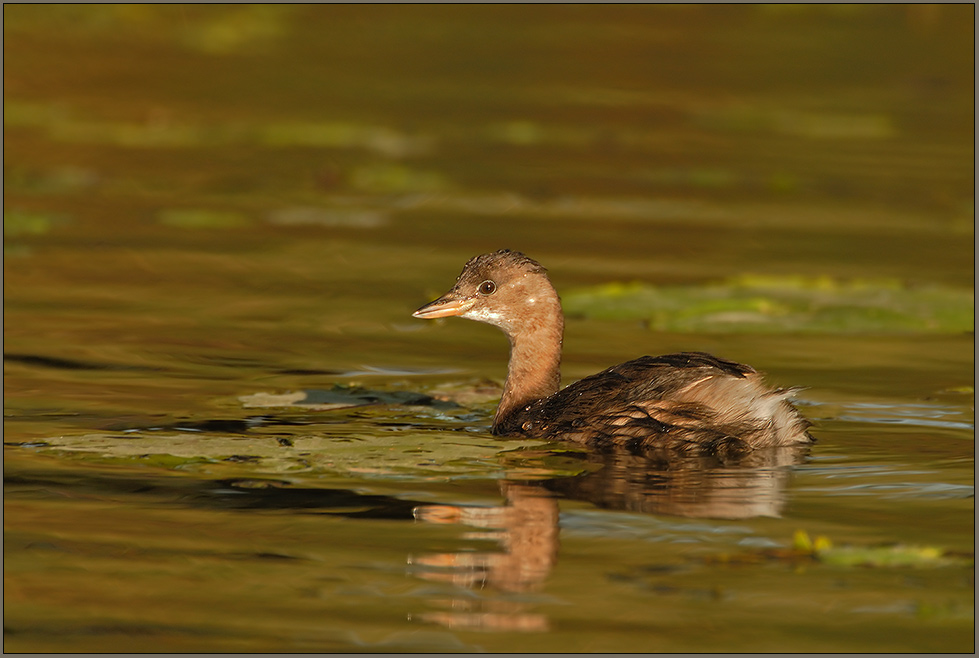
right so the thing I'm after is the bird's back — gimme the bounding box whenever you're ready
[493,352,813,456]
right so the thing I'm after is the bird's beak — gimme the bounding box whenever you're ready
[412,291,474,319]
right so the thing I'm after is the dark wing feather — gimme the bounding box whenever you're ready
[494,352,812,455]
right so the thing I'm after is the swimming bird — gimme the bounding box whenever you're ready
[413,249,813,456]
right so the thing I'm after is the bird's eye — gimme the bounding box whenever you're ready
[478,280,497,295]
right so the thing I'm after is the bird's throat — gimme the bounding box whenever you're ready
[493,321,563,428]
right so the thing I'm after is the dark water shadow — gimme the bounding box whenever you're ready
[90,386,461,434]
[3,352,162,372]
[4,470,422,521]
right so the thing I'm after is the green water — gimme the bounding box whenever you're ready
[4,5,974,652]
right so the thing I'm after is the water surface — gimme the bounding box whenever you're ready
[4,5,974,653]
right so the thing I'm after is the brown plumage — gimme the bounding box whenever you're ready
[413,249,813,456]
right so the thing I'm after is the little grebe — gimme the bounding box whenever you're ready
[413,249,813,455]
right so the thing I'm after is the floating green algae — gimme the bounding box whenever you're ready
[30,429,548,482]
[3,209,70,236]
[707,531,974,570]
[3,100,430,156]
[562,275,974,334]
[793,531,973,569]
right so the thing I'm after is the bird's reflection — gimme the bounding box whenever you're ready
[410,444,809,631]
[410,481,558,631]
[543,444,810,520]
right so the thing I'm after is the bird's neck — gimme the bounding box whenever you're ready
[493,311,564,429]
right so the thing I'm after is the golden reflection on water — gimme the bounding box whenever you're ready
[4,3,974,653]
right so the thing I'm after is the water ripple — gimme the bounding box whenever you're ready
[807,399,974,431]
